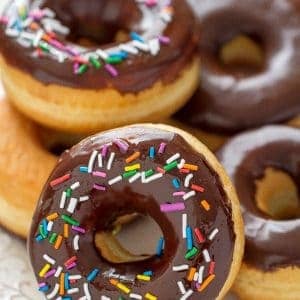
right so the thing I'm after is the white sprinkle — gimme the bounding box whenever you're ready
[128,172,141,183]
[119,43,138,55]
[70,181,80,190]
[184,174,193,188]
[54,266,63,278]
[149,38,160,56]
[78,297,87,300]
[43,8,56,18]
[166,153,180,164]
[177,159,186,169]
[203,249,211,263]
[193,271,199,282]
[67,288,79,294]
[79,196,89,202]
[20,31,35,40]
[177,281,186,295]
[83,283,91,300]
[107,152,115,170]
[69,274,82,280]
[46,221,54,232]
[183,190,196,201]
[5,28,19,37]
[46,283,59,299]
[59,191,67,209]
[160,12,172,23]
[182,213,187,238]
[172,264,189,272]
[143,172,163,183]
[108,175,122,185]
[101,296,111,300]
[198,266,205,284]
[180,289,193,300]
[67,198,78,214]
[129,293,142,299]
[88,150,98,173]
[96,49,109,60]
[98,153,103,168]
[43,254,56,265]
[132,40,150,52]
[33,29,43,47]
[73,234,80,251]
[208,228,219,241]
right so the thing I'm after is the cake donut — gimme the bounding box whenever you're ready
[28,124,244,299]
[175,0,300,134]
[0,0,199,134]
[217,126,300,299]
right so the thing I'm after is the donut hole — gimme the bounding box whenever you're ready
[95,214,164,264]
[255,168,300,220]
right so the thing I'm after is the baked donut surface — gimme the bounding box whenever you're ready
[176,0,300,133]
[28,124,244,299]
[217,125,300,299]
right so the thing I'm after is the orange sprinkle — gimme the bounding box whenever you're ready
[198,274,215,292]
[187,267,197,281]
[125,151,140,163]
[183,164,198,171]
[54,235,63,250]
[201,200,210,211]
[29,22,39,30]
[191,184,205,193]
[59,273,65,295]
[63,224,69,238]
[109,279,118,286]
[42,33,52,42]
[46,212,58,221]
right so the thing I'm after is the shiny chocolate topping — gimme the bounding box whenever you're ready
[28,126,235,299]
[176,0,300,133]
[0,0,197,93]
[217,126,300,270]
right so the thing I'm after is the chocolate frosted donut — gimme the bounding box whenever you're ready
[217,125,300,299]
[176,0,300,133]
[28,124,243,299]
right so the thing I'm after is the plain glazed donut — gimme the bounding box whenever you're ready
[28,124,244,299]
[175,0,300,134]
[217,125,300,299]
[0,0,199,133]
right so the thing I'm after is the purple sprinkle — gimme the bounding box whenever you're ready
[73,62,79,74]
[101,144,109,157]
[158,142,167,154]
[114,139,129,153]
[44,269,56,279]
[92,171,107,178]
[38,282,47,288]
[173,191,186,196]
[65,46,79,56]
[158,35,171,45]
[66,262,77,270]
[93,184,106,191]
[105,64,118,77]
[160,202,185,212]
[72,225,86,234]
[49,39,65,50]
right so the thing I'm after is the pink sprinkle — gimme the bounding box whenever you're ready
[65,46,79,56]
[105,64,118,77]
[0,16,8,25]
[180,168,190,174]
[93,184,106,191]
[101,144,109,157]
[73,63,79,74]
[38,282,47,288]
[66,262,77,270]
[209,261,216,275]
[159,36,171,45]
[158,142,166,154]
[146,0,157,7]
[49,39,65,50]
[160,202,185,212]
[92,171,107,178]
[70,279,77,284]
[173,191,186,197]
[72,225,86,234]
[157,167,166,174]
[44,269,56,279]
[50,173,71,187]
[114,139,129,153]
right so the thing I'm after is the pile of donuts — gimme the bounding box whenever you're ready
[0,0,299,299]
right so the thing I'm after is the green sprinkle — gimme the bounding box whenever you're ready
[49,232,58,244]
[61,214,80,226]
[65,188,72,198]
[106,56,123,64]
[77,64,88,75]
[39,224,47,238]
[123,170,137,179]
[89,56,102,69]
[185,246,199,260]
[39,41,49,52]
[145,169,154,178]
[163,161,178,172]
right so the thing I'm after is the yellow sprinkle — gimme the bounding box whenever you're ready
[198,274,216,292]
[201,200,210,211]
[54,235,63,250]
[126,151,140,163]
[39,263,51,277]
[124,163,140,172]
[137,274,151,281]
[59,273,65,295]
[116,282,131,294]
[145,292,157,300]
[63,224,69,238]
[183,163,198,171]
[46,212,59,221]
[187,267,196,281]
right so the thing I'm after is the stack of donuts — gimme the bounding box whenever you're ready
[0,0,299,299]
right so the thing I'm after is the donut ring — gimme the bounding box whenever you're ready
[176,0,300,133]
[28,124,244,299]
[0,0,199,133]
[217,125,300,299]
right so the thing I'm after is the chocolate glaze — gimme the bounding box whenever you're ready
[217,126,300,271]
[0,0,198,93]
[28,126,235,299]
[176,0,300,133]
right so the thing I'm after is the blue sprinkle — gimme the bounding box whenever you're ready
[62,297,72,300]
[109,51,128,59]
[143,270,153,276]
[38,285,49,292]
[65,272,70,290]
[35,235,44,242]
[186,226,193,250]
[80,166,88,173]
[149,146,155,159]
[156,237,164,257]
[42,219,48,234]
[172,178,180,189]
[130,31,144,43]
[87,268,100,282]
